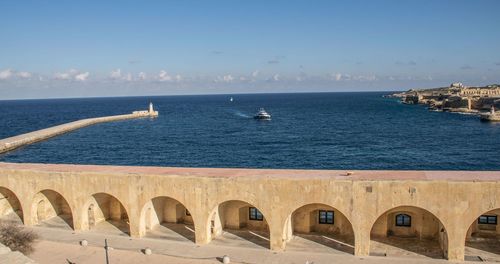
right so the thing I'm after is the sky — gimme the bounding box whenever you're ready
[1,0,500,99]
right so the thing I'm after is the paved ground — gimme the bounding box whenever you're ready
[18,222,496,264]
[0,216,493,263]
[466,236,500,262]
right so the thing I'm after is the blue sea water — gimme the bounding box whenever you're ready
[0,92,499,170]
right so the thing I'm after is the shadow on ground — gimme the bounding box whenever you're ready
[294,233,354,255]
[89,220,130,236]
[36,214,73,230]
[465,235,500,262]
[223,229,270,249]
[370,236,444,259]
[145,223,195,243]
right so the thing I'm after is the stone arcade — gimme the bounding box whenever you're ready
[1,162,500,261]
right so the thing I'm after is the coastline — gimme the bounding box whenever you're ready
[388,83,500,121]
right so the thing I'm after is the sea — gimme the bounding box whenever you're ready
[0,92,499,170]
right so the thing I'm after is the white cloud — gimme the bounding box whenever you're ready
[138,72,147,80]
[17,71,32,79]
[54,72,72,80]
[332,73,377,82]
[332,73,351,81]
[75,72,90,81]
[110,69,122,79]
[353,74,377,81]
[54,69,90,81]
[124,73,132,82]
[214,74,234,83]
[0,69,13,80]
[223,74,233,82]
[158,70,172,81]
[334,73,342,81]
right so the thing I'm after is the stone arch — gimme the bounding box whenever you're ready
[139,196,195,242]
[208,200,270,249]
[82,193,130,235]
[370,205,448,259]
[464,208,500,261]
[0,187,23,224]
[283,203,355,254]
[31,189,74,229]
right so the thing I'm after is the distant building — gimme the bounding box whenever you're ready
[460,87,500,97]
[450,82,464,88]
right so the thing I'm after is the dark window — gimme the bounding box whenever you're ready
[185,209,191,216]
[478,215,497,225]
[319,210,334,224]
[249,207,263,221]
[395,214,411,227]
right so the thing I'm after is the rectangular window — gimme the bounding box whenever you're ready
[319,210,334,224]
[249,207,263,221]
[185,209,191,216]
[395,214,411,227]
[478,215,497,225]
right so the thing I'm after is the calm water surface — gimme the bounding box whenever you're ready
[0,92,499,170]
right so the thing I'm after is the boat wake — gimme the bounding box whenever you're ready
[234,110,250,118]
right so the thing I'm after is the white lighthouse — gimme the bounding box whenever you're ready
[132,102,158,117]
[148,102,159,117]
[149,102,154,114]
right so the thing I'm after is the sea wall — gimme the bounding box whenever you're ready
[0,112,154,154]
[1,162,500,261]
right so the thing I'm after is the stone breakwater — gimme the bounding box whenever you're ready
[0,112,155,154]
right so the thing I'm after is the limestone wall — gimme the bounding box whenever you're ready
[1,163,500,261]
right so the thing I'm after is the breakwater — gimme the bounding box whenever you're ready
[0,110,157,154]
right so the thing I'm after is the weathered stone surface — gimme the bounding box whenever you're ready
[1,162,500,262]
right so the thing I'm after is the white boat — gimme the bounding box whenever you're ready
[254,108,271,120]
[230,97,233,102]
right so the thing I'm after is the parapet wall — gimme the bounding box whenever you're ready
[1,162,500,261]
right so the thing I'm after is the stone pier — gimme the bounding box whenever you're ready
[0,106,158,154]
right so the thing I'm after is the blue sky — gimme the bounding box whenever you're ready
[1,0,500,99]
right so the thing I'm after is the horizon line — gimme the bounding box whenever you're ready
[0,90,403,102]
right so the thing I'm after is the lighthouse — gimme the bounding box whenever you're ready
[131,102,158,117]
[149,102,154,114]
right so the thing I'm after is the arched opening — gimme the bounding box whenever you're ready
[32,189,73,229]
[370,206,448,259]
[83,193,130,236]
[208,200,270,249]
[465,209,500,262]
[0,187,23,224]
[140,196,195,242]
[284,203,355,254]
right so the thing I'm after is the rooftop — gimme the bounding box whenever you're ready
[1,162,499,181]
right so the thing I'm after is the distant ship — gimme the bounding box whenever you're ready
[480,106,500,122]
[230,97,233,102]
[254,108,271,120]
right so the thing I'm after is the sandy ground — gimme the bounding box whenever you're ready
[23,222,490,264]
[30,240,218,264]
[30,240,458,264]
